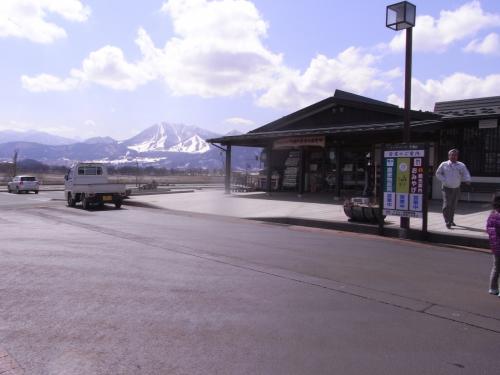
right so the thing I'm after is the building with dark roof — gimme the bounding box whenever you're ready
[209,90,499,201]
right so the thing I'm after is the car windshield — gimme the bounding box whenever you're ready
[20,177,36,181]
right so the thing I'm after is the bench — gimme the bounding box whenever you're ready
[461,182,500,201]
[462,182,500,194]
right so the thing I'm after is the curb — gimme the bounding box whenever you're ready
[250,217,490,251]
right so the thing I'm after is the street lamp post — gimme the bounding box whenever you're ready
[386,1,416,230]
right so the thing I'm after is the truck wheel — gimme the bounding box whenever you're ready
[7,187,11,193]
[35,190,39,194]
[114,200,122,209]
[67,194,76,207]
[15,187,19,194]
[82,194,90,210]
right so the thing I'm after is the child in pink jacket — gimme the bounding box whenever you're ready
[487,196,500,295]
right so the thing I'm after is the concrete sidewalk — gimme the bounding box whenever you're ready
[128,190,492,250]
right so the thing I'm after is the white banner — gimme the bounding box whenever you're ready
[273,136,325,149]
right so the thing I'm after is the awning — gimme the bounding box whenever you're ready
[208,119,442,147]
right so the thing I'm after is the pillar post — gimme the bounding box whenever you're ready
[224,145,232,194]
[266,147,273,194]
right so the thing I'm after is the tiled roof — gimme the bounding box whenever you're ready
[333,89,399,108]
[434,96,500,118]
[249,90,438,134]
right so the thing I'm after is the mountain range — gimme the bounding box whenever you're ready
[0,123,260,170]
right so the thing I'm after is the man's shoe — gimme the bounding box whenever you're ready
[446,222,452,229]
[489,289,499,295]
[451,222,457,226]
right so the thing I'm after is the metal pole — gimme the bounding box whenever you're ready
[400,26,413,231]
[403,27,412,143]
[225,145,231,194]
[422,143,429,239]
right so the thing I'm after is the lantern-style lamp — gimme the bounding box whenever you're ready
[386,1,416,232]
[386,1,416,30]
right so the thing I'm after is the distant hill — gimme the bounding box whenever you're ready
[0,129,77,145]
[83,136,117,144]
[0,123,260,171]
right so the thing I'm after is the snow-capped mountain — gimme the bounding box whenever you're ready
[0,122,260,170]
[123,122,219,154]
[168,135,210,153]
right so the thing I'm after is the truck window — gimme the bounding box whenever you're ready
[21,177,36,181]
[77,166,103,175]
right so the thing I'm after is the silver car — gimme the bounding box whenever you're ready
[7,176,39,194]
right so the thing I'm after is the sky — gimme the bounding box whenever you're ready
[0,0,499,141]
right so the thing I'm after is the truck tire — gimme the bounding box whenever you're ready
[67,193,76,207]
[114,199,122,209]
[82,194,90,210]
[15,187,19,194]
[7,186,11,193]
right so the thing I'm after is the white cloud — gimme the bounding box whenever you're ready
[21,0,282,95]
[388,1,500,53]
[0,120,77,137]
[77,45,155,90]
[21,0,500,119]
[22,40,157,92]
[257,48,392,109]
[38,125,77,136]
[84,120,96,127]
[388,72,500,111]
[464,32,500,55]
[224,117,254,126]
[158,0,282,97]
[0,0,90,44]
[21,73,80,92]
[0,121,32,132]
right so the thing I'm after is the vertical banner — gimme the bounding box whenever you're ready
[382,145,426,218]
[383,157,396,209]
[395,157,410,210]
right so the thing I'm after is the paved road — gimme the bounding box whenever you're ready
[0,191,498,374]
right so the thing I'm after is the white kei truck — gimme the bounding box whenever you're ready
[64,162,127,209]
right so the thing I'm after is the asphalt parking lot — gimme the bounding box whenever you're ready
[0,191,499,374]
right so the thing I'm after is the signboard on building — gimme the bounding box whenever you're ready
[479,119,498,129]
[382,145,427,218]
[273,136,325,149]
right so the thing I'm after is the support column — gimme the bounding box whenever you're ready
[266,147,273,194]
[225,145,231,194]
[335,146,342,198]
[298,148,305,196]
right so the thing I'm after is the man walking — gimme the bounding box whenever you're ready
[435,149,471,229]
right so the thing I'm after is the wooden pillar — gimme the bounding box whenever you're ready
[298,148,305,196]
[225,145,232,194]
[335,146,342,198]
[266,147,273,194]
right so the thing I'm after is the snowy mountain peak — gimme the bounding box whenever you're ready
[168,135,210,153]
[127,124,169,152]
[124,122,219,154]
